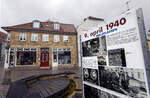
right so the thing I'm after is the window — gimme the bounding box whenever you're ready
[31,34,38,42]
[54,23,60,30]
[7,33,11,41]
[63,35,69,42]
[53,51,57,62]
[33,21,40,28]
[19,33,26,41]
[42,34,49,42]
[58,48,71,64]
[54,35,60,42]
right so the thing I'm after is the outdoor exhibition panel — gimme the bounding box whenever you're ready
[81,8,150,98]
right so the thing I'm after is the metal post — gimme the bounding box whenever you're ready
[8,48,10,67]
[14,50,17,66]
[136,8,150,97]
[80,35,84,98]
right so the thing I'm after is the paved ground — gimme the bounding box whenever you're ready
[0,65,82,98]
[0,62,9,98]
[28,77,70,98]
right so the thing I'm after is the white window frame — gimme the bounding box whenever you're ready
[63,35,69,42]
[33,21,40,28]
[54,23,60,30]
[42,34,49,42]
[7,33,11,41]
[54,35,60,42]
[19,32,26,41]
[31,33,38,42]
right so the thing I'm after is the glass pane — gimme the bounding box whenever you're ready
[53,48,57,51]
[53,52,57,62]
[58,51,71,64]
[46,54,49,62]
[42,54,44,62]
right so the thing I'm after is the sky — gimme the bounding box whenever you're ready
[0,0,150,33]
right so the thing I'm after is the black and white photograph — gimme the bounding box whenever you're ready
[98,90,120,98]
[82,36,107,65]
[83,68,99,85]
[84,84,120,98]
[108,48,126,67]
[99,66,147,98]
[84,84,99,98]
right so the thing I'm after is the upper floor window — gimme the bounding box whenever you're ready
[33,20,40,28]
[54,23,60,30]
[31,33,38,42]
[19,32,26,41]
[54,35,60,42]
[7,33,11,41]
[42,34,49,42]
[63,35,69,42]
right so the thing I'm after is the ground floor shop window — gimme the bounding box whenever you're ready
[17,51,36,65]
[58,49,71,64]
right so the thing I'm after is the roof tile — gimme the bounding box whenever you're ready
[2,21,76,33]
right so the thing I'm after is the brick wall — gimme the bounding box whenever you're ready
[9,31,77,68]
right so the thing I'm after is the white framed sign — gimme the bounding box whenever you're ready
[81,8,150,98]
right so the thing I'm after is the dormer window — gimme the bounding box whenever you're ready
[33,20,40,28]
[54,23,60,30]
[46,24,50,27]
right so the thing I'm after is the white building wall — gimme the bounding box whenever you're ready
[77,18,104,67]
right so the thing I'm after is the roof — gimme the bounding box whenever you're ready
[2,21,76,34]
[84,16,104,21]
[0,32,7,37]
[0,32,7,42]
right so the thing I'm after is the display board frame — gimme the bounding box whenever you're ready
[80,8,150,98]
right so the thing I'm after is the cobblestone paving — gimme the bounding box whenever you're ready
[0,62,9,98]
[0,65,82,98]
[0,84,9,98]
[28,77,70,98]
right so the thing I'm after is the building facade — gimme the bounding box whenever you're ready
[2,20,77,69]
[77,16,104,66]
[0,32,7,62]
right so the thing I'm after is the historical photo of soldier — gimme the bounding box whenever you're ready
[82,36,107,65]
[108,48,126,67]
[98,66,147,98]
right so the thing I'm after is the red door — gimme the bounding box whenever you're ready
[40,48,49,67]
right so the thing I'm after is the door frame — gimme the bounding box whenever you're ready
[52,48,58,69]
[40,48,49,67]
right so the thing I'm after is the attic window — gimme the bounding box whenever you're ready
[33,21,40,28]
[54,23,60,30]
[46,24,50,27]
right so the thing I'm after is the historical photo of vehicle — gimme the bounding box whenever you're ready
[98,66,147,98]
[108,48,126,67]
[82,36,107,65]
[83,68,99,85]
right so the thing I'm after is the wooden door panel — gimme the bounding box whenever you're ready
[40,48,49,67]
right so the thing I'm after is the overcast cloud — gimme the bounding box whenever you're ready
[0,0,150,32]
